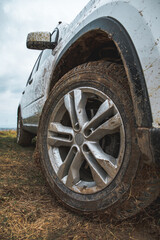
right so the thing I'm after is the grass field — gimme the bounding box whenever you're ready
[0,131,159,240]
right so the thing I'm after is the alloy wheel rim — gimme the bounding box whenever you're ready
[47,87,125,194]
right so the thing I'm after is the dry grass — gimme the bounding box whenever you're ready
[0,131,159,240]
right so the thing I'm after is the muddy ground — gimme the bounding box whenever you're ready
[0,131,159,240]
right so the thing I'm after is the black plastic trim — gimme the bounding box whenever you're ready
[150,128,160,167]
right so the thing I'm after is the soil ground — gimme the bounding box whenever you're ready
[0,130,160,240]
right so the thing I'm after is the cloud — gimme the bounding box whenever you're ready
[0,0,89,128]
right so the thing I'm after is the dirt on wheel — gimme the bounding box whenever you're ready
[0,131,159,240]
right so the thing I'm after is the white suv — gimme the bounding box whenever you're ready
[17,0,160,219]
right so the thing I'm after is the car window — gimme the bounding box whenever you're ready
[26,52,42,86]
[51,28,59,43]
[38,49,52,68]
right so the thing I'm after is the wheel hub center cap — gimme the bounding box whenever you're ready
[75,133,84,146]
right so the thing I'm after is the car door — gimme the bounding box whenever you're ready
[20,48,53,127]
[21,52,42,109]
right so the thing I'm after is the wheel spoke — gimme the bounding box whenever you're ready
[66,151,84,187]
[57,146,77,180]
[84,142,117,179]
[74,89,88,128]
[64,93,79,130]
[82,149,108,188]
[48,122,73,147]
[88,113,122,140]
[84,99,114,134]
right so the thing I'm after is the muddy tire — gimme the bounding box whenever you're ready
[38,61,159,219]
[17,110,33,146]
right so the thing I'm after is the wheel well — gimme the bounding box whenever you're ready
[50,29,125,90]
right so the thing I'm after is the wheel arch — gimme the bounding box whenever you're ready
[49,17,152,128]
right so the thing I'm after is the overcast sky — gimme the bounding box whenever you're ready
[0,0,89,128]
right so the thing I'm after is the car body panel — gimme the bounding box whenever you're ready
[21,50,55,126]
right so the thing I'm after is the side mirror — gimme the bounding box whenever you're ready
[26,32,56,50]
